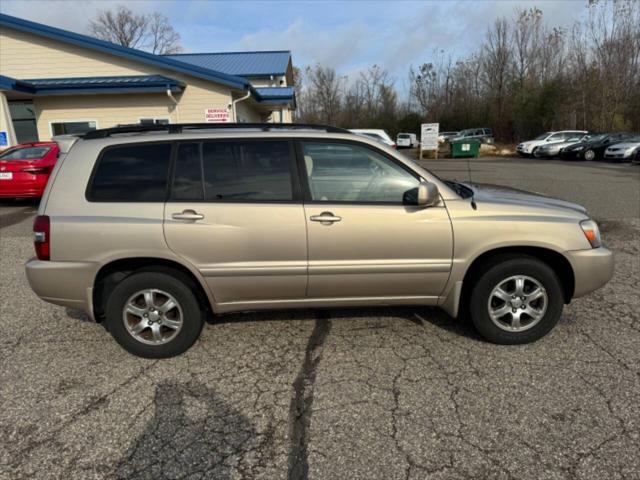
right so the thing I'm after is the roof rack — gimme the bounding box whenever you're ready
[82,122,351,139]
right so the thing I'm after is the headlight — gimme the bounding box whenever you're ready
[575,145,586,151]
[625,147,637,154]
[580,219,602,248]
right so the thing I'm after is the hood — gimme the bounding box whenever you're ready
[606,141,640,150]
[467,182,588,216]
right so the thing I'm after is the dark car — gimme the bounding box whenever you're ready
[559,133,635,161]
[0,142,60,198]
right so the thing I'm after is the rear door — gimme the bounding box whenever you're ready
[163,138,308,305]
[299,139,453,300]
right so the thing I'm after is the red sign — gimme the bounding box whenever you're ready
[204,107,230,123]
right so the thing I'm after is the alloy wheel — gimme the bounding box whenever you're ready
[487,275,548,332]
[122,289,183,345]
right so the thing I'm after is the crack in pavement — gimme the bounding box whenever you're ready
[287,311,331,480]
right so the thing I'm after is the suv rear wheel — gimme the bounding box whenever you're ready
[105,272,204,358]
[469,256,564,344]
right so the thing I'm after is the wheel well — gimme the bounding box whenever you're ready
[461,247,575,307]
[92,258,212,322]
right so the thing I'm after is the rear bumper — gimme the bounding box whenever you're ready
[0,178,47,198]
[25,258,98,319]
[565,247,614,298]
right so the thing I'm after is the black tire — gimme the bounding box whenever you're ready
[469,255,564,345]
[105,271,204,358]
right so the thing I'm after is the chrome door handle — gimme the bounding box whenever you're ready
[310,212,342,224]
[172,209,204,221]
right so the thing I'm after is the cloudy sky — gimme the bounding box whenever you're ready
[1,0,588,84]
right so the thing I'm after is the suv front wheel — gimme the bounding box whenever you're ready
[469,256,564,344]
[105,271,204,358]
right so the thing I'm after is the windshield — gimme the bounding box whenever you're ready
[0,146,50,161]
[585,134,607,142]
[398,134,410,139]
[533,132,552,140]
[360,132,385,141]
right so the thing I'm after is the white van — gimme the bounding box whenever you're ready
[349,129,396,149]
[397,133,418,149]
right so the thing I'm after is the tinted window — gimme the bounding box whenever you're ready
[172,143,203,201]
[171,140,294,201]
[89,143,171,201]
[302,141,419,203]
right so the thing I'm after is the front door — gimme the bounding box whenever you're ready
[164,139,307,306]
[300,140,453,300]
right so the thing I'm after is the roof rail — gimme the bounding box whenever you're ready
[82,122,351,139]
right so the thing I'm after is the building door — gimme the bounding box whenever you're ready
[9,101,38,143]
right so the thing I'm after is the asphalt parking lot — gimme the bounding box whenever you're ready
[1,157,639,480]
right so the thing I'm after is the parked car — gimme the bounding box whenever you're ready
[533,134,590,159]
[396,133,418,149]
[603,136,640,162]
[349,129,396,149]
[516,131,588,157]
[452,128,494,144]
[26,123,613,358]
[560,133,635,161]
[0,141,59,198]
[438,131,459,143]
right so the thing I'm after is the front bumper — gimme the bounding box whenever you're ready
[25,258,98,319]
[565,247,614,298]
[560,150,584,160]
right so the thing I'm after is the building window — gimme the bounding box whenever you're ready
[51,121,97,136]
[139,118,170,125]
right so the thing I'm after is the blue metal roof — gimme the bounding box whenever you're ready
[254,87,295,100]
[0,14,294,105]
[0,13,250,90]
[0,74,184,95]
[164,51,291,77]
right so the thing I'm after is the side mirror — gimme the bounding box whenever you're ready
[417,182,439,207]
[403,182,439,207]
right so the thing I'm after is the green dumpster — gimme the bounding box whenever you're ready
[450,138,481,158]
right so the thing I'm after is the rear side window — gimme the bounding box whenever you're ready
[171,140,294,202]
[88,143,172,202]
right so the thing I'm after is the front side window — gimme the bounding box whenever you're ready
[51,121,96,136]
[88,143,172,201]
[171,140,294,201]
[302,141,419,203]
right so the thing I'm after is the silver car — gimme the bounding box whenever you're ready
[25,123,613,358]
[533,134,590,158]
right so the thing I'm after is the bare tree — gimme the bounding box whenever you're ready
[89,5,182,54]
[147,12,183,54]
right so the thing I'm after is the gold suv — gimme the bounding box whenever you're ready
[26,124,614,358]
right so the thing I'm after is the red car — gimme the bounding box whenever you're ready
[0,142,59,198]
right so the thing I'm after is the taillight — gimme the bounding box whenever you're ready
[21,166,51,174]
[33,215,50,260]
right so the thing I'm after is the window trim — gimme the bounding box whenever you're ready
[49,119,99,138]
[85,140,175,203]
[168,138,302,204]
[294,138,423,206]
